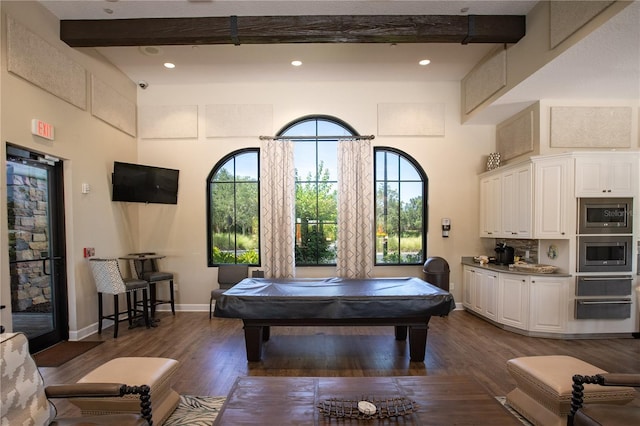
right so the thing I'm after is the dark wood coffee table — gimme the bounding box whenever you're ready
[213,375,521,425]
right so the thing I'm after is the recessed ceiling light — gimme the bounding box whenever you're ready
[419,59,431,66]
[103,8,114,14]
[164,62,176,69]
[291,60,303,67]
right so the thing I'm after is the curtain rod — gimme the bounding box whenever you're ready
[259,135,375,141]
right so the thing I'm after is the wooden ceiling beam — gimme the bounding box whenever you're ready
[60,15,525,47]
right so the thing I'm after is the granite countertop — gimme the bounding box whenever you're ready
[461,257,572,277]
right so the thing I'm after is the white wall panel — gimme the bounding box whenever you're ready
[462,48,506,114]
[550,1,614,48]
[550,106,632,148]
[205,104,273,137]
[377,103,445,136]
[91,75,137,137]
[7,17,86,110]
[139,105,198,139]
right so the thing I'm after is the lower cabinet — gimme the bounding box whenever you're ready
[463,266,570,334]
[529,276,569,333]
[498,274,529,330]
[462,266,498,321]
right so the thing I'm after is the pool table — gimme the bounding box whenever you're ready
[213,277,455,362]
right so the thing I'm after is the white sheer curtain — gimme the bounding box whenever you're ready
[336,138,374,278]
[260,139,296,278]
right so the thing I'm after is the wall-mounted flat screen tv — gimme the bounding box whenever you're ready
[112,161,179,204]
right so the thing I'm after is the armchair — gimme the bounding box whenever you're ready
[1,332,153,425]
[568,373,640,426]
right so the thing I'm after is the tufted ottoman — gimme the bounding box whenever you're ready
[70,357,180,425]
[506,355,636,426]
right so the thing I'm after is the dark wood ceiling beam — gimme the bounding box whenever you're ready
[60,15,525,47]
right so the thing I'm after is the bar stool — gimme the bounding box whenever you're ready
[128,253,175,318]
[89,258,150,338]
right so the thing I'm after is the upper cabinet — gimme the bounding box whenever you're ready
[532,156,573,239]
[480,174,502,238]
[502,163,532,239]
[480,152,638,240]
[480,163,532,238]
[575,154,638,197]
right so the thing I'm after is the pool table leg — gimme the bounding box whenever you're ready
[243,325,264,362]
[395,326,408,340]
[408,323,430,362]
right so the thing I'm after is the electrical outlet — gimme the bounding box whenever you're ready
[174,283,179,292]
[449,282,455,291]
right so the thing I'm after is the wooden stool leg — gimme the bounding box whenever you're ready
[142,288,150,328]
[98,292,103,334]
[149,283,157,318]
[126,292,133,326]
[113,295,119,338]
[169,279,175,315]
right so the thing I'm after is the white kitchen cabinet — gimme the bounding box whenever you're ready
[529,277,569,333]
[479,174,501,237]
[462,266,475,309]
[483,272,499,321]
[502,163,532,238]
[498,274,529,330]
[575,154,638,197]
[463,266,498,321]
[533,156,573,239]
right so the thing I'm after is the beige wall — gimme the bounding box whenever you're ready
[0,1,138,337]
[136,82,495,310]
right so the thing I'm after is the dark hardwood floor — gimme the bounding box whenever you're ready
[40,309,640,417]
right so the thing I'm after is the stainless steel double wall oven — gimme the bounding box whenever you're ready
[575,198,634,320]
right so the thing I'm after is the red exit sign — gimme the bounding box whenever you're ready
[31,119,55,140]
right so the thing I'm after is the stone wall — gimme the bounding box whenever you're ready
[7,166,52,312]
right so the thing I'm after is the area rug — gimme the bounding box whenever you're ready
[164,395,226,426]
[496,396,534,426]
[33,341,103,367]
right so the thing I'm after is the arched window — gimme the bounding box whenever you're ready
[206,149,259,266]
[374,148,427,265]
[278,115,358,266]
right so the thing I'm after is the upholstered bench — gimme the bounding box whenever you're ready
[70,357,180,425]
[506,355,636,426]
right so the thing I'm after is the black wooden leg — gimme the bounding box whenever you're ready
[169,279,175,315]
[126,292,133,326]
[142,289,150,328]
[98,293,103,334]
[395,326,408,340]
[149,283,157,318]
[243,324,264,362]
[408,324,429,362]
[263,326,270,341]
[113,295,119,338]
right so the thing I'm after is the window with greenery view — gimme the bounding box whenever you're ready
[374,148,427,265]
[279,116,358,266]
[207,150,259,266]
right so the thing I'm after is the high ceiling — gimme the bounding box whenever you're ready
[38,0,640,125]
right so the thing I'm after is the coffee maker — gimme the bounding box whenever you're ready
[495,242,515,265]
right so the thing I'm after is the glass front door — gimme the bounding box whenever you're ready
[6,144,68,353]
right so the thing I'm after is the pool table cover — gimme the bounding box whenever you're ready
[213,277,455,320]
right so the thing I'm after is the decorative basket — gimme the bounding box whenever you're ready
[512,263,557,274]
[318,396,418,419]
[486,152,501,171]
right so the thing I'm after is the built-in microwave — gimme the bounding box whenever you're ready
[578,198,633,234]
[577,235,633,272]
